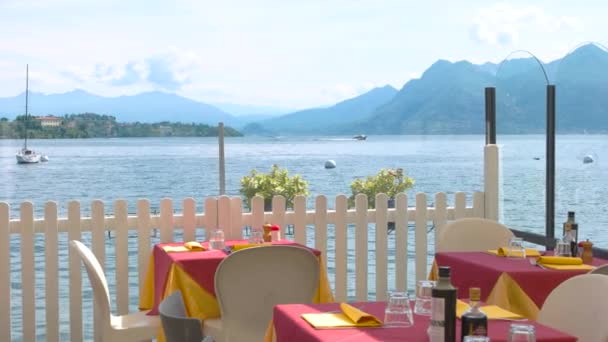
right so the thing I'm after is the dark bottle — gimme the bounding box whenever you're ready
[428,266,457,342]
[563,211,579,256]
[461,287,488,341]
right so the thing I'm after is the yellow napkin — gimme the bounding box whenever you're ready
[487,248,541,257]
[162,241,206,253]
[456,300,523,320]
[232,243,272,251]
[301,303,382,328]
[538,256,595,270]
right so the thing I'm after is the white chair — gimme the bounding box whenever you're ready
[436,217,514,252]
[538,274,608,342]
[203,245,320,342]
[589,264,608,276]
[69,240,160,342]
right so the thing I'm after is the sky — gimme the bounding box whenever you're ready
[0,0,604,109]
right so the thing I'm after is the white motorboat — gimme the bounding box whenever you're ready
[15,65,46,164]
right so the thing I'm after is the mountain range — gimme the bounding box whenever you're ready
[1,43,607,134]
[250,43,608,134]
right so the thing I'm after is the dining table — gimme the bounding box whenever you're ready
[139,239,335,323]
[271,301,577,341]
[430,251,608,319]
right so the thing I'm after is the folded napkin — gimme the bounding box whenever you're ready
[487,247,541,257]
[162,241,206,253]
[456,300,523,320]
[537,256,595,270]
[301,303,382,328]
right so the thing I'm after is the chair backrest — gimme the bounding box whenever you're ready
[69,240,112,330]
[436,217,515,252]
[538,274,608,341]
[159,291,204,342]
[215,245,320,342]
[589,264,608,276]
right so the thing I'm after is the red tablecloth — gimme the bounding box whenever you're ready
[149,240,322,315]
[273,302,577,342]
[434,252,607,319]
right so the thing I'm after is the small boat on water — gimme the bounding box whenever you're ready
[16,65,47,164]
[353,134,367,141]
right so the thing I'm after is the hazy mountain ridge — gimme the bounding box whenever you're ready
[2,44,607,134]
[243,85,398,135]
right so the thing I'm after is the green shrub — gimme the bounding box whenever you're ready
[349,168,415,208]
[240,164,309,209]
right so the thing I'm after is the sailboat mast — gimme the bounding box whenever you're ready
[24,64,29,150]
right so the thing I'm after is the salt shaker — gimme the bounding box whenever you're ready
[270,225,281,241]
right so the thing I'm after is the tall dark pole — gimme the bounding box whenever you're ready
[485,87,496,144]
[546,85,556,249]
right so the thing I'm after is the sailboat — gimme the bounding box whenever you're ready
[16,65,46,164]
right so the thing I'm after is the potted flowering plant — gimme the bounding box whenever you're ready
[240,164,309,210]
[349,168,414,233]
[348,168,415,208]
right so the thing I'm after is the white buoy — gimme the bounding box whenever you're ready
[583,155,594,164]
[324,160,336,169]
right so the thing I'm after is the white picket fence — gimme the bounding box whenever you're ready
[0,190,490,342]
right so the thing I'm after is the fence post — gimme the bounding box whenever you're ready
[484,144,500,221]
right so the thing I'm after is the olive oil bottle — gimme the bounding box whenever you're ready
[428,266,457,342]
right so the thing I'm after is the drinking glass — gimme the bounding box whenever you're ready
[508,237,525,258]
[414,280,435,315]
[209,229,226,250]
[248,229,264,244]
[555,241,571,257]
[384,291,413,327]
[509,324,536,342]
[463,337,491,342]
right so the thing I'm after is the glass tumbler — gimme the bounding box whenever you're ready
[414,280,435,315]
[384,292,413,327]
[248,229,264,244]
[509,324,536,342]
[508,237,525,258]
[555,241,571,257]
[209,229,226,250]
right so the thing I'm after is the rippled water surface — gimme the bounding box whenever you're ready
[1,134,606,340]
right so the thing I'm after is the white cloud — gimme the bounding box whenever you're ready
[470,4,582,46]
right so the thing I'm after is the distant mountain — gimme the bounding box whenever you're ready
[352,43,608,134]
[0,90,237,125]
[243,85,398,135]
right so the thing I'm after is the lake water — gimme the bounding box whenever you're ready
[1,134,607,340]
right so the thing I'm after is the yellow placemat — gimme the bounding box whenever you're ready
[538,263,595,270]
[232,243,271,251]
[162,241,206,253]
[301,303,382,328]
[487,248,541,257]
[457,300,523,319]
